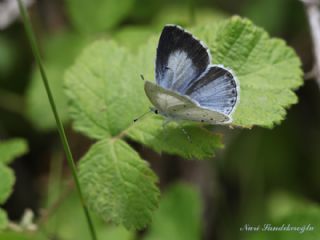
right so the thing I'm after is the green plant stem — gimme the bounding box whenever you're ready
[16,1,97,239]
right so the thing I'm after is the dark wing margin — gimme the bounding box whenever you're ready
[185,65,239,115]
[155,25,211,93]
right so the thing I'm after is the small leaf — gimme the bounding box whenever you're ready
[78,139,159,229]
[0,165,14,204]
[144,183,202,240]
[66,0,134,34]
[0,209,8,230]
[0,138,28,164]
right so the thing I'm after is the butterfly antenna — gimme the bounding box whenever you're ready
[133,109,152,123]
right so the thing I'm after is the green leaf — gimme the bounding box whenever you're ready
[26,32,90,130]
[78,139,159,229]
[65,40,223,159]
[0,165,14,204]
[44,191,133,240]
[0,138,28,164]
[66,0,134,34]
[0,209,8,230]
[144,183,202,240]
[65,40,143,139]
[203,16,303,127]
[127,117,223,159]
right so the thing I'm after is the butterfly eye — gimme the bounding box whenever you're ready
[154,109,159,114]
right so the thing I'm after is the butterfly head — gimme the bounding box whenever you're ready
[149,107,159,115]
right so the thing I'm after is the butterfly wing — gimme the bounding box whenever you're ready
[185,65,239,116]
[168,105,231,124]
[144,80,195,114]
[156,25,210,93]
[144,81,231,124]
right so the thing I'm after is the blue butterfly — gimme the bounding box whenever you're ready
[144,25,240,124]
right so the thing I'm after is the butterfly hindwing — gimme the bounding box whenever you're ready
[156,25,210,93]
[185,65,239,115]
[144,81,231,124]
[168,105,231,124]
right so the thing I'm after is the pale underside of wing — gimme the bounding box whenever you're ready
[144,81,231,124]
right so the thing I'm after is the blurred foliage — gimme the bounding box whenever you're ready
[0,139,28,165]
[0,231,39,240]
[0,36,17,79]
[114,26,155,51]
[0,138,28,230]
[26,31,90,130]
[152,6,227,29]
[0,209,8,230]
[242,0,290,35]
[42,191,133,240]
[144,183,202,240]
[65,0,135,34]
[244,193,320,239]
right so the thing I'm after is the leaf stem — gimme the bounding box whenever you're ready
[16,1,97,239]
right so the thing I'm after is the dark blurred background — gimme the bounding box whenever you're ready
[0,0,319,239]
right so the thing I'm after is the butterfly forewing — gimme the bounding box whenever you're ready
[144,81,196,114]
[156,25,210,93]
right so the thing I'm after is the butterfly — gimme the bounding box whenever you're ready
[144,24,240,125]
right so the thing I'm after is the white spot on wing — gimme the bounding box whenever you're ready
[166,50,197,91]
